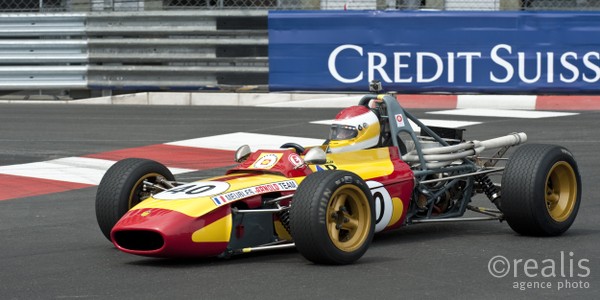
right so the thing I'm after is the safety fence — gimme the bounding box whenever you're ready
[0,11,268,92]
[1,0,599,12]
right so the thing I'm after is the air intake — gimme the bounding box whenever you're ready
[113,230,164,251]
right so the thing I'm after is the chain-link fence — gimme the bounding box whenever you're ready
[1,0,600,13]
[0,0,65,11]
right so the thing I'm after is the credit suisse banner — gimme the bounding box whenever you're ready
[268,11,600,93]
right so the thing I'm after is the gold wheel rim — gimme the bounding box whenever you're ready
[128,172,163,209]
[326,184,371,252]
[545,161,577,222]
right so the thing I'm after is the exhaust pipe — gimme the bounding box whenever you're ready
[402,132,527,164]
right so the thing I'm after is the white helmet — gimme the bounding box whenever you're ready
[328,106,381,153]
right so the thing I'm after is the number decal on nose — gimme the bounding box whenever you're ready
[154,181,230,200]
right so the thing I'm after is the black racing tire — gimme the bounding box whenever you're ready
[95,158,175,241]
[290,170,375,265]
[501,144,581,236]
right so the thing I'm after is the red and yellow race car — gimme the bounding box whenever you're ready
[95,90,581,265]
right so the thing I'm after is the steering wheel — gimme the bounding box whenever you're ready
[280,143,305,155]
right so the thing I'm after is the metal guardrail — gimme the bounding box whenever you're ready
[0,14,88,89]
[0,11,268,92]
[87,11,268,90]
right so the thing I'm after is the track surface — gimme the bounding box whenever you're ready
[0,104,598,299]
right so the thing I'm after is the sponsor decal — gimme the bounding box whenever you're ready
[154,181,230,200]
[288,153,305,168]
[270,11,600,93]
[315,159,337,172]
[211,180,298,206]
[328,43,600,85]
[251,153,282,169]
[395,114,405,127]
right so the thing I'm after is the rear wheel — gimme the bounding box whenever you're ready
[95,158,175,240]
[501,144,581,236]
[290,170,375,264]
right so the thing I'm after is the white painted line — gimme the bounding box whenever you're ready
[427,108,578,119]
[457,95,537,110]
[166,132,325,151]
[0,157,116,185]
[165,167,199,176]
[257,96,359,108]
[411,119,481,129]
[0,157,193,185]
[310,119,480,132]
[309,120,335,125]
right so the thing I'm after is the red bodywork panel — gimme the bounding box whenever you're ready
[227,149,312,178]
[110,146,415,257]
[111,205,231,258]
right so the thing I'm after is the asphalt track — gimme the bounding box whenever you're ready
[0,103,598,299]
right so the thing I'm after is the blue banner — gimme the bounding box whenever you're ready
[269,11,600,94]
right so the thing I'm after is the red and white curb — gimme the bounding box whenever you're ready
[3,92,599,110]
[259,94,600,111]
[395,94,600,111]
[310,118,483,131]
[0,133,323,201]
[0,107,580,201]
[426,108,577,119]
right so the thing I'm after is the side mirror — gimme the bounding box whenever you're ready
[303,147,327,165]
[234,145,251,162]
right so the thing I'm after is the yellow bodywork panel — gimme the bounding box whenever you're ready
[134,149,395,221]
[191,215,232,243]
[389,197,404,227]
[308,147,395,179]
[133,174,303,218]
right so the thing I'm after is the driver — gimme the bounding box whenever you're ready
[328,105,382,153]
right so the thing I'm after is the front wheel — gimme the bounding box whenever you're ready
[95,158,175,241]
[501,144,581,236]
[290,170,375,264]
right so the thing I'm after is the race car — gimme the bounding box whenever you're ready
[95,86,581,265]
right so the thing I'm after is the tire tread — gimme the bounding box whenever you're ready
[501,144,581,236]
[290,170,374,264]
[95,158,174,240]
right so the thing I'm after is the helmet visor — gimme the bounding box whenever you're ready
[329,124,358,141]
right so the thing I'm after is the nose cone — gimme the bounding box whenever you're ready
[111,205,232,258]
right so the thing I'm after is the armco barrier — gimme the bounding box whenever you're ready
[4,92,597,111]
[85,11,268,90]
[0,14,88,89]
[0,11,268,92]
[269,10,600,94]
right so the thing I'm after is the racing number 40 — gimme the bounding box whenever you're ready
[165,184,216,195]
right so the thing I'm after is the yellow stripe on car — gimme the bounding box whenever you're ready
[191,215,232,243]
[133,174,303,218]
[309,148,395,179]
[389,197,404,228]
